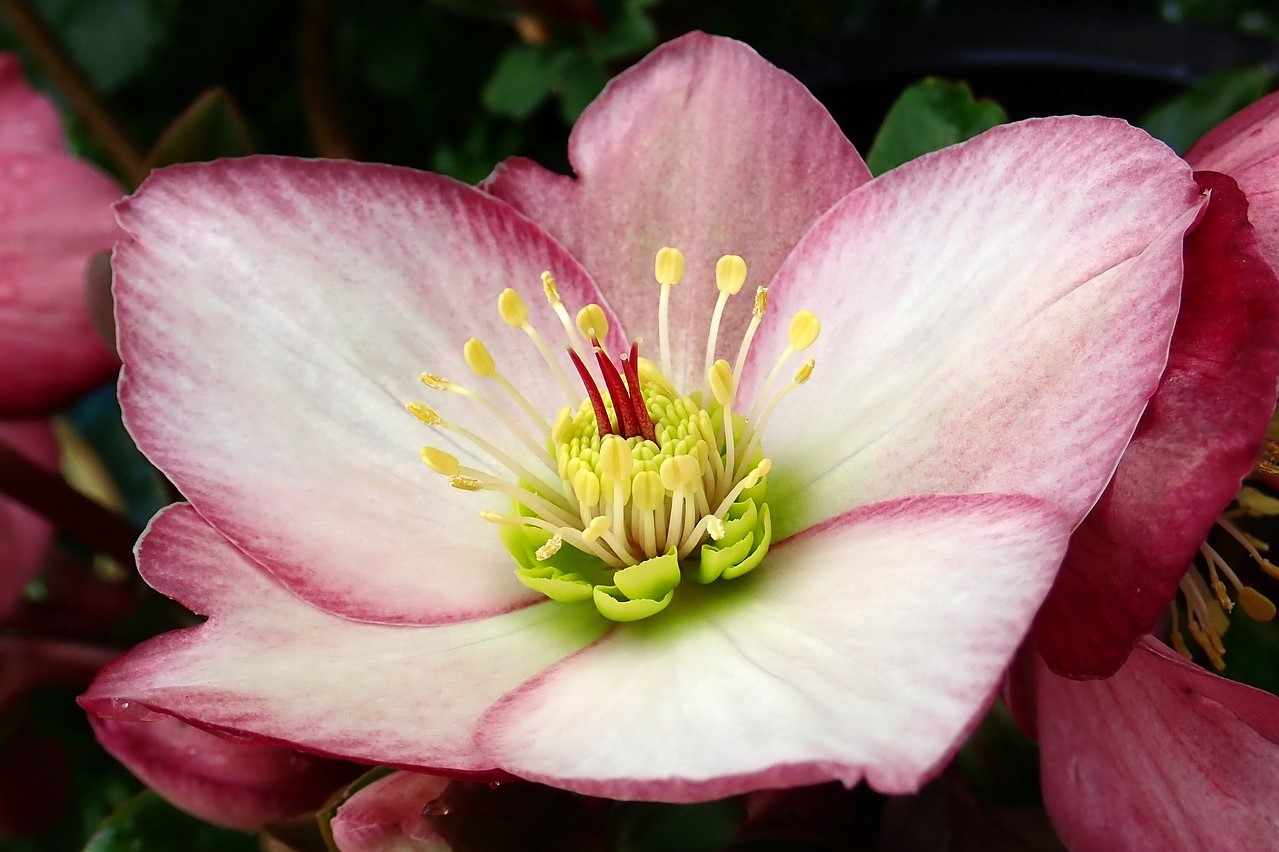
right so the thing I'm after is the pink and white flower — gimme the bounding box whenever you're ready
[81,33,1201,803]
[0,55,121,416]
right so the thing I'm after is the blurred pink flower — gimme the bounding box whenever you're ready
[0,55,121,416]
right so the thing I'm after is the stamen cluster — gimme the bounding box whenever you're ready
[405,247,818,620]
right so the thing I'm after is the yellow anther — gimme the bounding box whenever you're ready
[706,516,726,540]
[715,255,747,295]
[541,271,562,305]
[420,446,460,475]
[583,516,610,541]
[598,435,633,485]
[793,358,815,385]
[659,454,700,491]
[1239,586,1277,622]
[576,303,608,340]
[637,357,676,396]
[419,373,451,390]
[631,470,666,512]
[463,337,496,378]
[551,407,574,444]
[742,458,773,489]
[497,288,528,327]
[708,359,734,406]
[1171,628,1192,660]
[406,401,442,426]
[448,474,482,491]
[535,534,563,561]
[572,468,602,506]
[479,510,504,523]
[752,286,768,317]
[654,246,685,286]
[788,310,820,351]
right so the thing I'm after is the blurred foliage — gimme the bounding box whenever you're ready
[1142,64,1276,152]
[2,0,1279,850]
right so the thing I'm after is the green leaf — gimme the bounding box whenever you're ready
[557,53,610,123]
[584,0,658,61]
[865,77,1007,176]
[1141,65,1275,154]
[83,790,257,852]
[35,0,181,93]
[482,44,571,120]
[144,87,254,171]
[1221,605,1279,695]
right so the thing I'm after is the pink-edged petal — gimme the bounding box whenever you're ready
[748,117,1201,538]
[79,503,609,772]
[1037,637,1279,851]
[482,32,869,389]
[0,55,63,153]
[477,493,1071,802]
[330,772,453,852]
[90,713,358,830]
[115,157,621,624]
[1034,171,1279,677]
[0,151,121,414]
[1187,90,1279,270]
[0,419,58,618]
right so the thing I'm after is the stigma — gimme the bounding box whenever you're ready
[405,247,818,622]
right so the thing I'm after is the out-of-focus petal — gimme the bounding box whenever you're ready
[330,772,453,852]
[483,32,870,390]
[0,55,63,153]
[1037,637,1279,851]
[90,713,358,830]
[746,117,1201,537]
[114,157,621,625]
[0,152,121,414]
[1034,172,1279,676]
[1186,90,1279,269]
[478,493,1070,801]
[80,504,610,773]
[0,419,58,618]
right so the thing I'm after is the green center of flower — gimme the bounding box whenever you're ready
[406,247,818,622]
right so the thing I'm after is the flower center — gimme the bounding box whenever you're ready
[405,248,818,622]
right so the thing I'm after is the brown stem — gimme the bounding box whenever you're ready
[299,0,357,159]
[0,0,146,185]
[0,438,139,572]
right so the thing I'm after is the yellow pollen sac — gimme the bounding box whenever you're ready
[419,373,451,390]
[753,286,768,317]
[541,271,562,305]
[463,338,496,378]
[715,254,747,295]
[535,534,563,561]
[498,288,528,327]
[421,446,460,475]
[654,246,685,286]
[406,401,442,426]
[598,435,634,487]
[1239,586,1277,622]
[659,454,701,491]
[576,304,608,340]
[572,468,602,506]
[448,474,482,491]
[708,359,735,406]
[583,516,610,541]
[788,310,821,351]
[631,470,666,513]
[794,359,815,385]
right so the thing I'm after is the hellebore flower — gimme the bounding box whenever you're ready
[1011,96,1279,849]
[0,55,121,415]
[81,33,1202,803]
